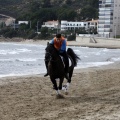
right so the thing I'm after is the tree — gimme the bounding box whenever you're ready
[57,8,77,21]
[65,0,72,5]
[40,27,49,38]
[88,0,99,8]
[80,6,97,20]
[41,0,51,8]
[29,1,41,11]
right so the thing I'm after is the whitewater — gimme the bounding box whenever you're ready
[0,42,120,78]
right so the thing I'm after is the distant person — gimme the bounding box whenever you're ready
[44,33,69,77]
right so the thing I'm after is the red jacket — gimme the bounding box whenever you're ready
[53,37,65,50]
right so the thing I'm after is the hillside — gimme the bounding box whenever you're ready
[0,0,23,17]
[0,0,98,21]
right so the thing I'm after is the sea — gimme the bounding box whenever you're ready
[0,42,120,78]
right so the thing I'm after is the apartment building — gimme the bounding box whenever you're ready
[61,20,89,31]
[98,0,120,38]
[41,20,98,33]
[61,20,98,32]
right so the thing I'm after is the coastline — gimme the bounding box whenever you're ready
[1,36,120,49]
[1,38,120,119]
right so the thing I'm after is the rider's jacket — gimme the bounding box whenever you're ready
[50,36,67,53]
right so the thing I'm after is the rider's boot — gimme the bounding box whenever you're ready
[44,73,48,77]
[44,61,49,77]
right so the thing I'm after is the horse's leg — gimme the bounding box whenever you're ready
[63,69,73,93]
[59,77,64,90]
[68,68,73,83]
[55,77,64,98]
[50,78,60,95]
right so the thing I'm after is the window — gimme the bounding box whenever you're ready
[105,4,111,7]
[99,1,102,4]
[104,25,110,28]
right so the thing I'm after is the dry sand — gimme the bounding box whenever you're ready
[1,39,120,119]
[1,62,120,120]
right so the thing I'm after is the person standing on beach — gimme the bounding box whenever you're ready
[44,33,69,78]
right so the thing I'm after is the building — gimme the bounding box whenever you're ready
[61,20,98,32]
[18,21,28,25]
[0,14,15,26]
[41,19,98,33]
[5,18,15,26]
[98,0,120,38]
[0,17,15,27]
[61,20,89,31]
[87,19,98,29]
[42,20,59,29]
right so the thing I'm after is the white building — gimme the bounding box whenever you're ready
[61,20,89,31]
[42,20,59,29]
[0,14,15,26]
[87,19,98,29]
[41,20,98,33]
[0,17,15,26]
[18,21,28,25]
[98,0,120,38]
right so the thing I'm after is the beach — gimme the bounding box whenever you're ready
[1,38,120,119]
[1,62,120,120]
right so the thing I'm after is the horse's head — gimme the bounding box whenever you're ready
[45,42,58,61]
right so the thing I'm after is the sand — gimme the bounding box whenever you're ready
[0,62,120,120]
[1,39,120,119]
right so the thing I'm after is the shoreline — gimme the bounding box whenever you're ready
[1,38,119,81]
[0,38,120,82]
[1,37,120,49]
[0,61,119,84]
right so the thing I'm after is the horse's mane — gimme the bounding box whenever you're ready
[67,48,80,66]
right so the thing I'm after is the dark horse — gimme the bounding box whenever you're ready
[45,42,80,95]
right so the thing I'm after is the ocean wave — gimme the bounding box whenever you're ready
[76,61,114,69]
[15,58,39,62]
[1,42,120,78]
[107,57,120,62]
[0,48,32,55]
[0,58,43,62]
[0,50,19,55]
[0,59,14,62]
[16,48,32,53]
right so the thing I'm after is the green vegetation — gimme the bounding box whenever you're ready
[67,34,76,41]
[0,0,99,40]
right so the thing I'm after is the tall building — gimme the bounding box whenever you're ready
[98,0,120,38]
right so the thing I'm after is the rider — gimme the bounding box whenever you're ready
[44,33,69,77]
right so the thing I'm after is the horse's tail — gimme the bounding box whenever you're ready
[67,48,80,67]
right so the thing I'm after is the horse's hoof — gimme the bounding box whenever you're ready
[56,94,64,99]
[62,85,67,90]
[63,85,67,88]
